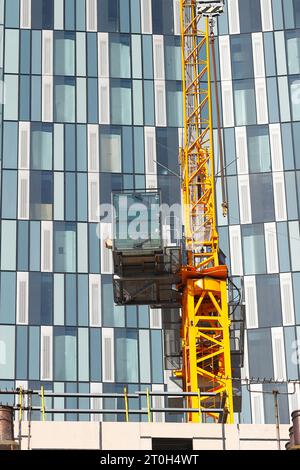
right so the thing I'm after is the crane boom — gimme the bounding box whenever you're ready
[178,0,234,423]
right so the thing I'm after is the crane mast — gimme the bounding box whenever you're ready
[178,0,234,423]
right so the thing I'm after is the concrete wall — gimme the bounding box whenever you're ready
[14,422,290,450]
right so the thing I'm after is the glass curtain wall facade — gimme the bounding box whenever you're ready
[0,0,182,422]
[0,0,300,425]
[216,0,300,424]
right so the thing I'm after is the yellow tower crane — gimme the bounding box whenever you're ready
[110,0,240,426]
[176,0,234,423]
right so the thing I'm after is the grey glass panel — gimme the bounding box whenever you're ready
[5,0,19,27]
[88,223,100,273]
[256,275,282,328]
[20,30,30,74]
[165,36,181,81]
[54,327,77,381]
[267,77,280,123]
[32,0,54,29]
[100,126,122,172]
[29,327,40,380]
[18,221,29,271]
[111,79,132,125]
[239,0,262,33]
[293,123,300,169]
[0,326,15,379]
[16,326,28,380]
[87,33,97,77]
[233,79,256,126]
[102,275,125,327]
[54,77,76,123]
[110,34,131,78]
[285,172,298,220]
[248,329,273,378]
[295,0,300,28]
[242,224,266,275]
[152,0,174,34]
[76,0,86,31]
[151,330,163,383]
[29,273,53,325]
[2,170,17,219]
[231,34,253,80]
[247,126,271,173]
[250,174,275,223]
[282,123,294,170]
[289,76,300,121]
[31,123,53,170]
[166,81,183,127]
[286,30,300,75]
[20,76,30,121]
[90,328,101,381]
[66,275,77,325]
[30,171,53,220]
[115,329,138,382]
[0,272,16,324]
[277,222,291,272]
[54,32,75,76]
[263,384,289,424]
[264,32,276,77]
[3,122,18,169]
[98,0,119,32]
[65,0,75,30]
[54,222,77,273]
[156,128,179,176]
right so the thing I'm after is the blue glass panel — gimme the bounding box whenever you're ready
[2,170,17,219]
[78,274,88,326]
[20,75,30,120]
[29,327,40,380]
[88,78,99,123]
[98,0,119,32]
[76,0,86,30]
[65,0,75,30]
[54,327,77,381]
[87,33,98,77]
[89,223,100,273]
[3,122,18,169]
[32,0,54,29]
[16,326,28,380]
[150,330,163,383]
[0,272,16,324]
[5,0,19,27]
[20,30,31,74]
[90,328,101,381]
[66,275,77,325]
[115,329,138,382]
[29,273,53,325]
[18,221,29,271]
[54,222,77,273]
[30,171,53,220]
[152,0,173,34]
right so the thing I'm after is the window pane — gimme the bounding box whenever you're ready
[241,224,266,275]
[115,329,138,382]
[54,77,76,123]
[290,76,300,121]
[100,126,122,172]
[98,0,119,32]
[231,34,253,80]
[30,171,53,220]
[29,273,53,325]
[0,326,15,379]
[54,222,77,273]
[256,275,282,327]
[54,327,77,381]
[233,79,256,126]
[54,32,75,76]
[239,0,262,33]
[110,33,131,78]
[250,174,275,223]
[152,0,174,34]
[31,123,53,170]
[248,328,273,378]
[247,126,271,173]
[111,79,132,125]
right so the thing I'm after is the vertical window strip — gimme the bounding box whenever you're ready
[18,122,30,169]
[255,78,268,124]
[229,225,243,276]
[86,0,97,32]
[238,175,252,224]
[273,173,287,221]
[141,0,152,34]
[42,76,53,122]
[219,35,232,81]
[89,274,101,327]
[260,0,273,31]
[40,326,53,381]
[98,78,110,124]
[244,276,259,329]
[235,127,249,174]
[227,0,240,34]
[250,386,265,424]
[221,82,234,127]
[41,221,53,272]
[100,223,113,274]
[18,170,30,220]
[98,33,109,78]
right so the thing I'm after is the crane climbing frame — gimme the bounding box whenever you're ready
[177,0,234,423]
